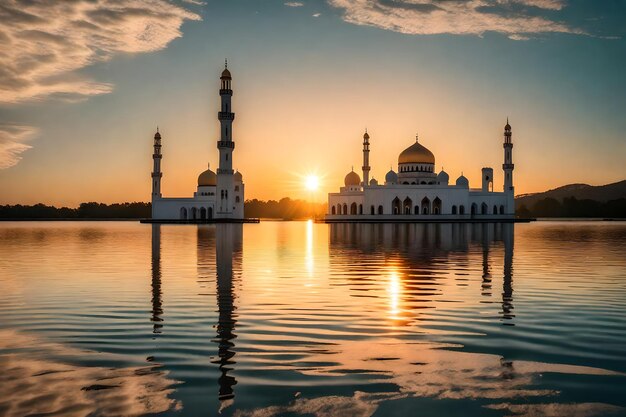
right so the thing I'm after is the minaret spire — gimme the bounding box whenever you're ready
[362,129,370,186]
[151,128,163,217]
[217,63,236,216]
[502,119,514,214]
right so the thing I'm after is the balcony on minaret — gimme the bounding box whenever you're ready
[219,88,233,96]
[217,141,235,149]
[218,111,235,121]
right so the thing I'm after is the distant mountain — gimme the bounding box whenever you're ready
[516,180,626,209]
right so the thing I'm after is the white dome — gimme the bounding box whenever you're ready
[344,170,361,186]
[234,170,243,182]
[437,169,449,185]
[369,178,378,186]
[456,174,469,188]
[385,169,398,184]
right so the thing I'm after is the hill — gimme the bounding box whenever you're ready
[515,180,626,218]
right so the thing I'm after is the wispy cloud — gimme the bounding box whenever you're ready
[0,124,37,169]
[285,1,305,6]
[327,0,582,40]
[0,0,201,103]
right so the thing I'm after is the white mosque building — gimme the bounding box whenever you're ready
[326,121,516,221]
[149,64,245,221]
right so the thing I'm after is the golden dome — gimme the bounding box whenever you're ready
[198,165,217,186]
[398,139,435,165]
[344,170,361,186]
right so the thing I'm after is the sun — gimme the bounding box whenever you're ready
[305,175,319,191]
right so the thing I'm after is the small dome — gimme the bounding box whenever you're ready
[221,68,231,79]
[363,131,370,140]
[198,164,217,187]
[398,138,435,165]
[344,170,361,187]
[234,170,242,182]
[369,178,378,186]
[385,169,398,184]
[455,174,469,188]
[154,130,161,139]
[437,169,449,184]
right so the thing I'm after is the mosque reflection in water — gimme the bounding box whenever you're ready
[152,222,513,409]
[328,222,515,323]
[151,223,242,407]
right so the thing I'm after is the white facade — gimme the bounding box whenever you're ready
[326,122,516,222]
[151,64,244,221]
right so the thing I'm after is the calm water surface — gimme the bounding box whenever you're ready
[1,221,625,416]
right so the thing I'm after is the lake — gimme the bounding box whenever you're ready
[0,221,625,417]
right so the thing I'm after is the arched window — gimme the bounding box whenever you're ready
[452,205,457,215]
[481,202,488,215]
[208,207,213,219]
[331,206,336,215]
[343,204,348,215]
[350,202,357,215]
[392,197,401,214]
[459,205,465,215]
[370,205,375,215]
[500,205,505,215]
[493,205,498,214]
[191,207,198,220]
[378,205,383,215]
[180,207,188,220]
[358,204,363,215]
[421,197,430,215]
[433,197,441,215]
[414,205,419,214]
[471,203,477,216]
[337,204,341,214]
[200,207,207,219]
[236,196,240,203]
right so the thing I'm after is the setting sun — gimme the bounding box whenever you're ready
[305,175,319,191]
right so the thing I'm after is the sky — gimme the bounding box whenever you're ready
[0,0,625,206]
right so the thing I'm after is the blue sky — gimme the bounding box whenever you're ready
[0,0,624,205]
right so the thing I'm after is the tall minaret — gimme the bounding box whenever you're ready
[362,129,370,186]
[216,61,235,217]
[502,119,515,213]
[151,128,162,218]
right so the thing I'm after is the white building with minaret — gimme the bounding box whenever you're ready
[326,121,516,221]
[149,63,245,222]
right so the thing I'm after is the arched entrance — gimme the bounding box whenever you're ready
[392,197,401,214]
[200,207,207,220]
[421,197,430,215]
[350,202,357,215]
[403,197,412,214]
[432,197,442,215]
[180,207,188,220]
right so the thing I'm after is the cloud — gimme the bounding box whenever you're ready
[327,0,583,39]
[285,1,304,6]
[0,123,37,169]
[0,0,201,103]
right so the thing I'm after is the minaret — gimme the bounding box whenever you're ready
[151,128,162,218]
[502,119,514,214]
[217,61,235,217]
[362,129,370,186]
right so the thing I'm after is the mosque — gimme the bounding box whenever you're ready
[149,64,245,221]
[326,121,515,221]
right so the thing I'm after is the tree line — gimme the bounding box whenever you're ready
[517,197,626,218]
[3,196,623,219]
[0,198,327,220]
